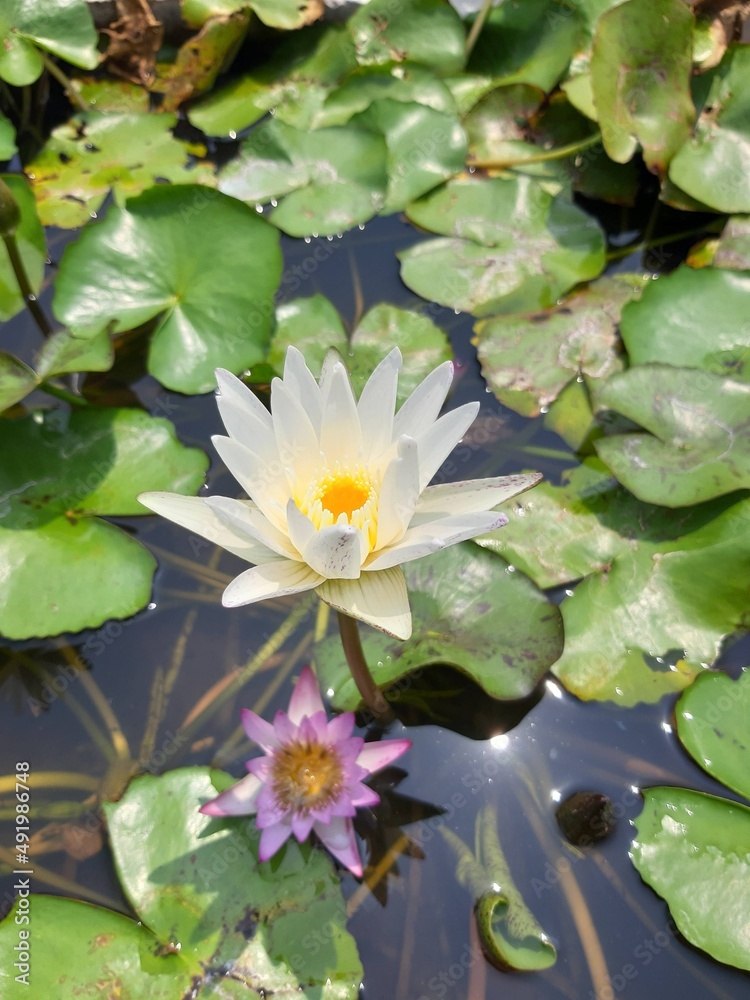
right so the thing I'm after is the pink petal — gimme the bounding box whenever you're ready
[256,786,287,828]
[292,813,315,841]
[241,709,279,751]
[349,784,381,809]
[288,665,325,724]
[326,713,355,743]
[315,816,363,878]
[259,822,293,862]
[356,738,411,776]
[199,774,261,817]
[273,710,298,743]
[299,712,328,744]
[245,757,271,781]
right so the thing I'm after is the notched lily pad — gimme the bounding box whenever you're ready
[313,543,563,711]
[52,185,283,394]
[26,111,216,228]
[676,669,750,799]
[400,176,606,316]
[475,274,645,417]
[0,407,208,640]
[631,787,750,971]
[477,461,750,704]
[593,364,750,506]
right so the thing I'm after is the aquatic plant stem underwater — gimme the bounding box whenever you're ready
[0,177,53,338]
[337,610,390,718]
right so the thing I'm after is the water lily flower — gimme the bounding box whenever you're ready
[200,665,410,876]
[139,347,540,641]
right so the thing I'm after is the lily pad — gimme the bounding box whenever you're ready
[313,543,564,711]
[0,112,17,160]
[0,895,192,998]
[463,84,545,164]
[352,100,467,214]
[590,0,695,171]
[442,804,556,972]
[619,266,750,382]
[187,24,357,135]
[0,407,208,640]
[52,185,283,394]
[476,461,750,704]
[103,768,362,995]
[0,174,45,322]
[676,670,750,799]
[400,176,606,316]
[25,111,216,229]
[268,296,452,404]
[0,0,99,87]
[183,0,324,30]
[218,118,388,236]
[669,45,750,213]
[71,76,151,112]
[713,215,750,271]
[467,0,584,92]
[631,787,750,971]
[593,365,750,505]
[475,274,645,417]
[347,0,466,76]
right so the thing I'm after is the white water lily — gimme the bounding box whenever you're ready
[139,348,540,640]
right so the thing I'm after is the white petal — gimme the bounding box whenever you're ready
[215,368,277,460]
[319,347,345,398]
[283,346,323,434]
[393,361,453,439]
[286,499,316,555]
[357,348,401,461]
[319,362,362,465]
[414,402,479,491]
[138,491,280,564]
[211,434,288,531]
[411,473,543,523]
[205,496,299,559]
[302,524,366,579]
[223,561,323,607]
[317,567,411,639]
[270,377,321,482]
[375,435,420,550]
[200,773,261,817]
[365,510,507,571]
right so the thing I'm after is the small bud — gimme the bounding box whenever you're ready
[0,177,21,237]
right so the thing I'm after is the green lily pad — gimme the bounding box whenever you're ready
[631,787,750,971]
[0,329,114,412]
[0,407,208,640]
[476,461,750,704]
[218,118,388,236]
[72,76,151,112]
[187,24,357,135]
[0,895,193,998]
[442,804,557,971]
[348,0,466,76]
[267,296,452,404]
[467,0,584,92]
[352,100,466,214]
[52,185,283,394]
[183,0,324,30]
[26,111,216,229]
[400,176,606,316]
[669,45,750,213]
[620,266,750,382]
[543,376,601,453]
[313,543,563,711]
[0,0,99,87]
[590,0,695,171]
[475,274,645,417]
[0,174,45,323]
[103,768,362,995]
[463,84,545,164]
[676,670,750,800]
[713,215,750,271]
[593,365,750,505]
[0,112,17,160]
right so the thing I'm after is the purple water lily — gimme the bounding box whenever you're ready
[200,665,410,877]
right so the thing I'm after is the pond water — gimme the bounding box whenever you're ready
[1,211,748,999]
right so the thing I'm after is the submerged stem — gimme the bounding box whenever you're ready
[40,53,89,114]
[337,612,390,719]
[465,0,495,60]
[1,232,53,338]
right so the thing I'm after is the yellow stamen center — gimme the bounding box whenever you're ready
[299,463,378,548]
[319,475,370,519]
[270,740,344,815]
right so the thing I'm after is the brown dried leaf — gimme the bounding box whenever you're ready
[103,0,164,87]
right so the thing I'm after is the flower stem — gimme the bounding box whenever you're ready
[465,0,494,60]
[1,231,54,338]
[469,132,602,170]
[40,53,90,114]
[337,612,390,719]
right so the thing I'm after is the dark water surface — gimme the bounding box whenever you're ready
[1,213,749,1000]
